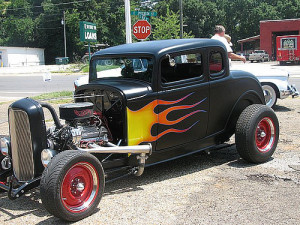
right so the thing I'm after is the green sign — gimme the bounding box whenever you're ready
[131,11,157,17]
[131,11,157,22]
[80,21,97,42]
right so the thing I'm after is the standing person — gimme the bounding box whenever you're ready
[211,25,246,63]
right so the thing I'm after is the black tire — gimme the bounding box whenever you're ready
[235,104,279,163]
[40,150,105,222]
[250,60,253,63]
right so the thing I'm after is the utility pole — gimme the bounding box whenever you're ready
[179,0,183,39]
[62,11,67,57]
[125,0,132,43]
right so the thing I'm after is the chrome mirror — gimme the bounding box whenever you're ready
[166,54,176,67]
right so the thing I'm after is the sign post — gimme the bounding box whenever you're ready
[133,20,152,40]
[80,21,97,61]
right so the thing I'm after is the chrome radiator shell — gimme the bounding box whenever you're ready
[9,108,35,181]
[8,98,48,182]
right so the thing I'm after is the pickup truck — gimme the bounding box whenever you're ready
[249,50,270,63]
[0,39,279,221]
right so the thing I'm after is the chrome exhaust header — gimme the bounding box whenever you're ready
[77,142,152,176]
[77,142,152,154]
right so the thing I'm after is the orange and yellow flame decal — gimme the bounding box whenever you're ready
[127,93,207,146]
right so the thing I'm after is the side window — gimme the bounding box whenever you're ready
[209,51,224,75]
[161,53,203,84]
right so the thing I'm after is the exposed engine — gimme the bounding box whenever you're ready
[47,102,112,151]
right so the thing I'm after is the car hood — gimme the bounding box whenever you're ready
[77,78,152,100]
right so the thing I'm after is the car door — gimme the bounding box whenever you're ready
[155,50,210,150]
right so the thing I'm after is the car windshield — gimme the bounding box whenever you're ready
[90,57,153,83]
[255,50,264,53]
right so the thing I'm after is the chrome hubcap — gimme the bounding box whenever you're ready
[255,117,276,152]
[259,130,266,138]
[76,182,85,192]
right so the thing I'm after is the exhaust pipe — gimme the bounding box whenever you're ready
[77,142,152,154]
[77,142,152,176]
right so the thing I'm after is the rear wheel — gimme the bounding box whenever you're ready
[262,84,277,108]
[40,151,105,222]
[235,104,279,163]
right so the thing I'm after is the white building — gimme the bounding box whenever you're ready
[0,46,45,67]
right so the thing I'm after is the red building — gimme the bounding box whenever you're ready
[238,18,300,59]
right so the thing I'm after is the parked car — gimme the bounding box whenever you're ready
[249,50,270,63]
[0,39,279,221]
[231,64,299,107]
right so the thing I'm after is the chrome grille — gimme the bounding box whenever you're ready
[9,108,34,181]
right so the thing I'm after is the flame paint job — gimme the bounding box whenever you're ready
[127,93,207,146]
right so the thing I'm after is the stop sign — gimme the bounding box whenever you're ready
[133,20,151,40]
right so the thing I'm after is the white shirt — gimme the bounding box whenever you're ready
[211,34,233,53]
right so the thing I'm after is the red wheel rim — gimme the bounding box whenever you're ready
[255,117,276,153]
[61,162,99,213]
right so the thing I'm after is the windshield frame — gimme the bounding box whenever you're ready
[89,54,155,84]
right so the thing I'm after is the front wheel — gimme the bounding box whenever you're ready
[40,151,105,222]
[262,85,277,108]
[235,104,279,163]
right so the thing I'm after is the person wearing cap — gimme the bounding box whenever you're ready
[211,25,246,63]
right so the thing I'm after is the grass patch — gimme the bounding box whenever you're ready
[0,91,74,106]
[71,64,119,73]
[33,91,74,104]
[32,91,73,100]
[47,98,73,104]
[51,64,89,74]
[81,65,89,73]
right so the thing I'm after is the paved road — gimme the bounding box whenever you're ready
[0,74,85,102]
[0,72,299,103]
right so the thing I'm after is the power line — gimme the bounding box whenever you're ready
[1,0,91,12]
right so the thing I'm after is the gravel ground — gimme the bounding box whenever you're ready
[0,97,299,225]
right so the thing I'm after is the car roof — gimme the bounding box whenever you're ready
[93,38,225,58]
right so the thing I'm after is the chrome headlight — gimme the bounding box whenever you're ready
[41,149,57,167]
[0,137,10,156]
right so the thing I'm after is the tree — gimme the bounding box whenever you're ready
[1,0,300,63]
[152,6,193,40]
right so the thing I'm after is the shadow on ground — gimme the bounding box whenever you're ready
[0,144,254,224]
[271,63,300,67]
[273,105,291,112]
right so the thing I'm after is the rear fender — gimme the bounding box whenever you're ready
[221,90,265,141]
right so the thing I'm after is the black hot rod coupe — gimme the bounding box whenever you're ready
[0,39,279,221]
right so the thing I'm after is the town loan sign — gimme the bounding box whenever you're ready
[80,21,97,42]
